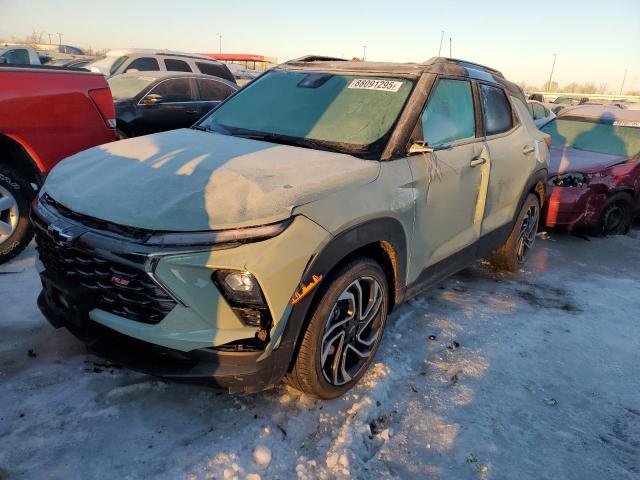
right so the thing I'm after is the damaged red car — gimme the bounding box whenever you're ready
[540,106,640,234]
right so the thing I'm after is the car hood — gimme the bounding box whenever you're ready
[43,129,380,231]
[549,145,628,175]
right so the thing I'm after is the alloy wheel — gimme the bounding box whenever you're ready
[516,204,538,264]
[320,276,385,386]
[0,185,19,243]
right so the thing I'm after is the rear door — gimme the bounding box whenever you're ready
[479,83,533,233]
[194,78,237,117]
[136,77,199,134]
[408,77,489,268]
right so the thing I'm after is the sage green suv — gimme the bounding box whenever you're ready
[32,56,549,398]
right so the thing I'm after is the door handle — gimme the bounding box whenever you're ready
[522,145,535,155]
[186,109,198,115]
[470,157,486,167]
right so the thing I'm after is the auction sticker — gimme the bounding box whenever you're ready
[348,78,403,92]
[613,121,640,128]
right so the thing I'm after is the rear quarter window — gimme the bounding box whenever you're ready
[480,84,514,135]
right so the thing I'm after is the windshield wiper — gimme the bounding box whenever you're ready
[191,125,212,132]
[236,132,341,153]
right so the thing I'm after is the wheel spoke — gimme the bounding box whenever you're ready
[321,328,346,366]
[331,333,347,385]
[0,195,16,212]
[0,220,12,236]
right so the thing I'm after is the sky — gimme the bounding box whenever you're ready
[2,0,639,92]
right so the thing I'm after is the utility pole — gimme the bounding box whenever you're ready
[449,37,452,57]
[219,35,222,54]
[619,68,628,96]
[438,30,444,56]
[56,32,63,45]
[546,53,557,92]
[362,45,367,61]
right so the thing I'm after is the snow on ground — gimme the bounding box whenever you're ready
[1,228,639,480]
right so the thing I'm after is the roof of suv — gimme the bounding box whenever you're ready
[103,48,218,62]
[279,55,523,98]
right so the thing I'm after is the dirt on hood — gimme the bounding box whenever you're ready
[43,129,380,231]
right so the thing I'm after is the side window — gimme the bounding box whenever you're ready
[164,59,192,72]
[196,62,235,82]
[527,102,535,118]
[2,49,30,64]
[125,57,160,72]
[422,79,475,146]
[197,79,235,101]
[533,103,546,119]
[480,84,513,135]
[149,78,196,102]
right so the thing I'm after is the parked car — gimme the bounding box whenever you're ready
[551,96,588,114]
[32,56,549,398]
[540,105,640,234]
[527,100,556,128]
[84,49,235,82]
[47,58,93,69]
[108,71,238,139]
[0,64,115,263]
[0,44,41,65]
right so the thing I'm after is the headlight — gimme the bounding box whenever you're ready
[145,218,291,247]
[547,173,591,188]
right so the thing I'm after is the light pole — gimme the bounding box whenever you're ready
[47,33,53,44]
[546,53,557,92]
[56,32,63,45]
[362,45,367,61]
[438,30,444,56]
[619,68,628,96]
[219,35,222,54]
[449,37,452,57]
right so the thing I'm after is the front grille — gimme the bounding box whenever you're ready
[35,218,177,325]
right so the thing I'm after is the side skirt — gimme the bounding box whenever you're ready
[402,222,512,301]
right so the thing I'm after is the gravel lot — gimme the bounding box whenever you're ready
[1,228,639,479]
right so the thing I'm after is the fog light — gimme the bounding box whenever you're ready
[224,272,255,292]
[213,270,265,306]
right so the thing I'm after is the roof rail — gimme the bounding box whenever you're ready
[156,52,216,62]
[287,55,347,63]
[424,57,504,78]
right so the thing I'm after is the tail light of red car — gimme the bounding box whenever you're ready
[88,88,116,129]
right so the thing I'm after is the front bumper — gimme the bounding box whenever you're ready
[31,193,331,391]
[543,185,606,229]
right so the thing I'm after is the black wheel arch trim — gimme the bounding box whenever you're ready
[268,217,408,382]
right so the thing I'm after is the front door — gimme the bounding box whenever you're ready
[407,77,490,277]
[137,78,200,134]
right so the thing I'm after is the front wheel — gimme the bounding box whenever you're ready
[285,258,388,399]
[0,166,34,264]
[597,192,634,236]
[489,193,540,272]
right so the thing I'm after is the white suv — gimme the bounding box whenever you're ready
[85,49,235,82]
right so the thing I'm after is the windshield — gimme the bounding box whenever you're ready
[85,55,128,75]
[542,118,640,157]
[197,70,414,157]
[108,75,157,100]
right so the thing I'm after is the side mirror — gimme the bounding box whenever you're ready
[408,141,434,155]
[0,57,6,64]
[141,94,163,105]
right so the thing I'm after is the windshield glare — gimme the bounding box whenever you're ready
[107,75,157,100]
[198,71,414,156]
[542,118,640,157]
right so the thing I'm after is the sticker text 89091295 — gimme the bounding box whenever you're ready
[347,79,403,92]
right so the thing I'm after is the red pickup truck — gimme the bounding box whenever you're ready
[0,64,115,263]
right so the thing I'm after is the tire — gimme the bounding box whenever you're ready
[115,128,129,140]
[597,192,634,236]
[489,193,540,272]
[0,166,34,264]
[285,258,389,399]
